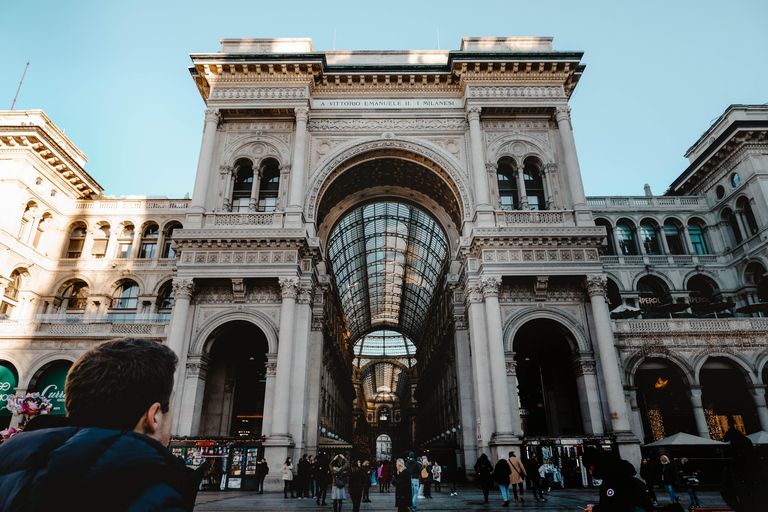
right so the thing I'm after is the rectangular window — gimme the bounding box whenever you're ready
[258,196,277,212]
[527,196,540,210]
[91,239,108,257]
[66,239,84,258]
[139,242,156,259]
[500,195,514,210]
[118,243,132,259]
[162,242,176,259]
[690,234,708,255]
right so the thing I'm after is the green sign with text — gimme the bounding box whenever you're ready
[36,362,72,415]
[0,363,19,417]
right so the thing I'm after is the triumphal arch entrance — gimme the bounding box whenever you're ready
[166,36,639,487]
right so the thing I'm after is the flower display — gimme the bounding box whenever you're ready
[6,393,52,420]
[0,427,19,442]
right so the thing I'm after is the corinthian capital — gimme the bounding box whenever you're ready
[554,105,571,122]
[297,283,314,304]
[485,163,498,174]
[294,107,309,123]
[480,276,502,298]
[172,278,195,299]
[466,106,482,122]
[219,164,234,176]
[279,277,300,300]
[584,274,608,298]
[465,284,484,304]
[204,108,221,123]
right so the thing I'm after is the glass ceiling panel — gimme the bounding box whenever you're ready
[328,202,448,342]
[354,330,417,358]
[359,360,411,402]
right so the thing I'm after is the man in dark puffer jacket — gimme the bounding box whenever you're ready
[0,337,196,512]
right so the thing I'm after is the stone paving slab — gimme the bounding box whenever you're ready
[194,486,729,511]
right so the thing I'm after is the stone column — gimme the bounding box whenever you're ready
[269,277,299,439]
[681,225,696,255]
[167,278,195,357]
[450,283,478,468]
[287,107,309,210]
[554,106,587,209]
[658,226,672,255]
[688,386,711,438]
[304,310,325,456]
[481,276,517,453]
[248,167,263,212]
[543,163,557,210]
[190,108,221,212]
[505,358,523,436]
[515,167,529,210]
[178,355,210,436]
[584,275,632,432]
[571,355,605,434]
[749,385,768,431]
[220,165,234,212]
[289,283,314,461]
[466,283,495,452]
[261,354,278,437]
[734,209,750,240]
[466,106,491,209]
[610,224,623,257]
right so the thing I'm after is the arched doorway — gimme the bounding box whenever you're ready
[376,433,392,460]
[634,358,696,443]
[513,319,583,436]
[200,320,269,437]
[700,357,760,439]
[30,360,72,417]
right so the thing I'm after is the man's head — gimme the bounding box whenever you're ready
[508,451,515,458]
[65,338,178,443]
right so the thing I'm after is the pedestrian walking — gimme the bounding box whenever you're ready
[507,451,527,503]
[524,453,546,502]
[678,457,701,508]
[474,453,494,503]
[432,461,441,492]
[362,460,372,502]
[256,458,269,494]
[314,453,331,505]
[330,454,350,512]
[347,459,365,512]
[639,458,658,505]
[381,460,392,493]
[493,455,512,506]
[405,452,422,510]
[392,458,412,512]
[420,456,433,498]
[298,453,310,498]
[660,455,678,504]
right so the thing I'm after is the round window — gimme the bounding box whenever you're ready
[731,173,741,187]
[715,185,725,200]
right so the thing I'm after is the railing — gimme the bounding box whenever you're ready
[497,210,574,226]
[586,196,707,210]
[614,317,768,333]
[205,212,284,227]
[0,316,169,337]
[601,254,720,265]
[56,258,176,270]
[75,199,190,211]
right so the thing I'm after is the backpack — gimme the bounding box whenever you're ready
[421,467,429,479]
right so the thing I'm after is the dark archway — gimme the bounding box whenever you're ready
[635,358,696,444]
[514,319,583,436]
[200,321,269,438]
[700,358,759,439]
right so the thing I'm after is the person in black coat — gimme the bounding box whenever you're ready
[524,453,546,502]
[474,453,495,503]
[639,458,658,505]
[391,458,412,512]
[314,454,332,505]
[255,458,270,494]
[583,449,653,512]
[0,337,193,512]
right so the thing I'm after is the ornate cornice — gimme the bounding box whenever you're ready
[209,86,308,101]
[467,85,565,99]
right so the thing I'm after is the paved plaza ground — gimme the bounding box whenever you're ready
[194,486,730,511]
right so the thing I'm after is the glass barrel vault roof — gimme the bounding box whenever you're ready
[328,202,449,343]
[354,330,417,358]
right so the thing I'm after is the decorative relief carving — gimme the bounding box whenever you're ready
[209,87,307,100]
[265,362,277,376]
[571,359,596,377]
[231,278,246,303]
[279,277,300,300]
[534,276,549,301]
[465,106,482,122]
[505,360,517,376]
[195,286,233,304]
[298,283,314,304]
[465,284,484,304]
[307,118,467,132]
[469,85,565,99]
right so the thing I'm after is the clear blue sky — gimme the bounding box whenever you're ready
[2,0,766,199]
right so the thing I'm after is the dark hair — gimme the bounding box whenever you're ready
[285,457,292,465]
[65,338,178,430]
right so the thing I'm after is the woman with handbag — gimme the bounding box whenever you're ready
[281,457,295,499]
[330,454,350,512]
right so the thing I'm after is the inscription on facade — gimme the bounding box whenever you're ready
[312,99,463,109]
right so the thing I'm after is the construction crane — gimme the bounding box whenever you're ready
[10,62,30,110]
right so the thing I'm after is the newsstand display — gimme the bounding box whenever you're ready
[169,437,263,491]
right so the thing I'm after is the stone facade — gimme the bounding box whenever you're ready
[1,38,767,487]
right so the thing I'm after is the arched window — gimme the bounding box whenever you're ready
[497,158,518,210]
[736,197,759,237]
[523,157,546,210]
[4,270,22,301]
[161,223,181,258]
[65,224,87,258]
[637,275,671,314]
[616,221,638,255]
[722,208,743,247]
[595,219,616,255]
[379,406,391,423]
[157,281,174,322]
[110,281,139,322]
[640,220,661,255]
[258,160,280,212]
[62,281,89,312]
[91,224,110,258]
[687,220,709,255]
[607,278,623,311]
[745,262,768,303]
[116,224,135,258]
[663,221,685,255]
[139,224,159,259]
[232,159,254,213]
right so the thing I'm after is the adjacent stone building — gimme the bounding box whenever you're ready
[1,37,767,488]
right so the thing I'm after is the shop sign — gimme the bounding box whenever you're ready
[638,296,662,306]
[227,478,241,489]
[37,363,71,415]
[689,296,711,304]
[0,364,18,417]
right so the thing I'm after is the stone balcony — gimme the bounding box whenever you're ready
[495,210,576,226]
[0,315,169,339]
[56,258,177,270]
[600,254,720,266]
[612,316,768,334]
[74,198,190,212]
[203,211,284,227]
[586,195,708,211]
